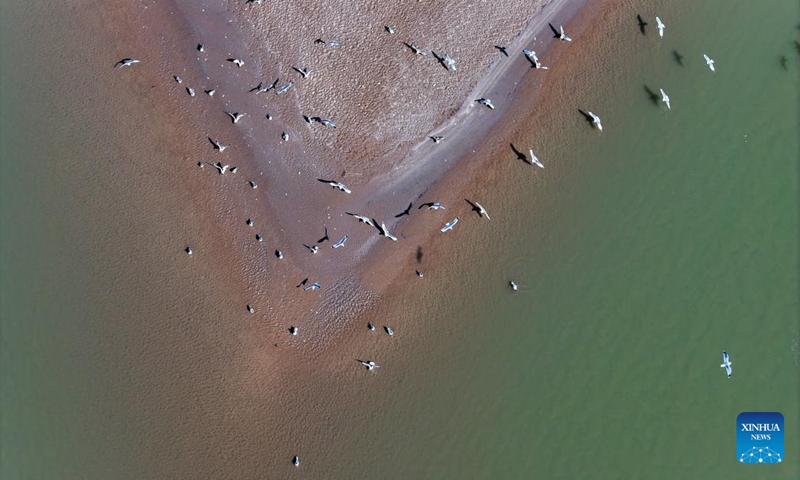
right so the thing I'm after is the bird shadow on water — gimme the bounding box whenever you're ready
[643,85,660,106]
[636,14,648,35]
[672,50,684,66]
[509,143,528,164]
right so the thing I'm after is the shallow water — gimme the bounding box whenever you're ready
[2,0,798,478]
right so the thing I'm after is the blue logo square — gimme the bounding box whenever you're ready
[737,412,784,463]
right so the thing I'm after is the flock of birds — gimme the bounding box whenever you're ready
[109,6,774,466]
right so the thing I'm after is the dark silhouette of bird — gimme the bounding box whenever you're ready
[296,278,309,288]
[317,227,329,243]
[636,14,648,35]
[394,202,413,218]
[494,45,509,57]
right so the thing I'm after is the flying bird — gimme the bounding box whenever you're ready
[523,49,549,69]
[403,43,429,57]
[275,82,293,95]
[303,283,322,291]
[720,351,733,378]
[211,162,230,174]
[227,58,244,67]
[346,212,375,227]
[440,217,459,233]
[394,202,413,218]
[317,179,352,194]
[226,111,246,124]
[476,98,495,109]
[377,222,398,241]
[636,15,648,35]
[495,45,509,57]
[549,23,572,42]
[588,111,603,131]
[528,149,545,169]
[466,199,491,220]
[358,359,380,370]
[332,235,348,249]
[659,88,671,109]
[655,16,665,38]
[419,202,445,210]
[115,58,140,68]
[208,137,229,151]
[703,54,715,72]
[430,136,444,143]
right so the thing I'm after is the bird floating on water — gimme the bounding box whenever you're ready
[466,199,491,220]
[588,111,603,131]
[228,58,244,67]
[659,88,671,110]
[115,58,140,68]
[226,111,246,124]
[655,16,665,38]
[720,351,733,378]
[209,138,229,151]
[528,149,544,169]
[332,235,348,249]
[440,217,459,233]
[318,179,352,194]
[549,23,572,42]
[703,54,715,72]
[476,98,495,109]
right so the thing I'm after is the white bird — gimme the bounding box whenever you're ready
[275,250,283,259]
[588,111,603,131]
[292,456,300,467]
[211,162,230,174]
[659,88,671,110]
[255,234,263,242]
[173,75,182,83]
[359,360,380,370]
[303,282,322,291]
[528,149,544,168]
[247,304,255,313]
[186,87,195,96]
[703,54,715,72]
[275,82,293,95]
[292,67,309,78]
[209,138,229,151]
[720,351,733,378]
[379,222,398,241]
[440,217,459,233]
[318,179,352,194]
[419,202,445,210]
[281,132,289,142]
[509,281,518,291]
[248,180,257,188]
[367,322,376,331]
[384,326,394,336]
[430,136,444,143]
[466,199,490,220]
[332,235,348,249]
[228,58,244,67]
[302,244,319,254]
[443,54,456,71]
[655,16,665,38]
[346,212,375,227]
[226,111,246,124]
[405,43,428,57]
[204,89,216,96]
[115,58,140,68]
[550,23,572,42]
[523,49,549,69]
[288,326,298,335]
[185,246,193,255]
[476,98,495,109]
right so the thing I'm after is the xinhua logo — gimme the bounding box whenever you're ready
[737,412,784,463]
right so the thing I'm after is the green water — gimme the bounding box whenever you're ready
[2,0,798,478]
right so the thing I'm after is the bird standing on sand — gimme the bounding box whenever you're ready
[289,326,298,335]
[466,199,491,220]
[476,98,495,109]
[292,455,300,466]
[588,111,603,131]
[115,58,140,67]
[703,54,716,72]
[440,217,459,233]
[226,111,246,124]
[185,246,193,255]
[430,136,444,143]
[655,16,665,38]
[318,179,352,194]
[659,88,671,110]
[384,326,394,336]
[302,244,319,254]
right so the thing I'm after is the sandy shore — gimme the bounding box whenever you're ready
[97,0,591,351]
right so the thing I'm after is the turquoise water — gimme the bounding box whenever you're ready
[2,0,798,478]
